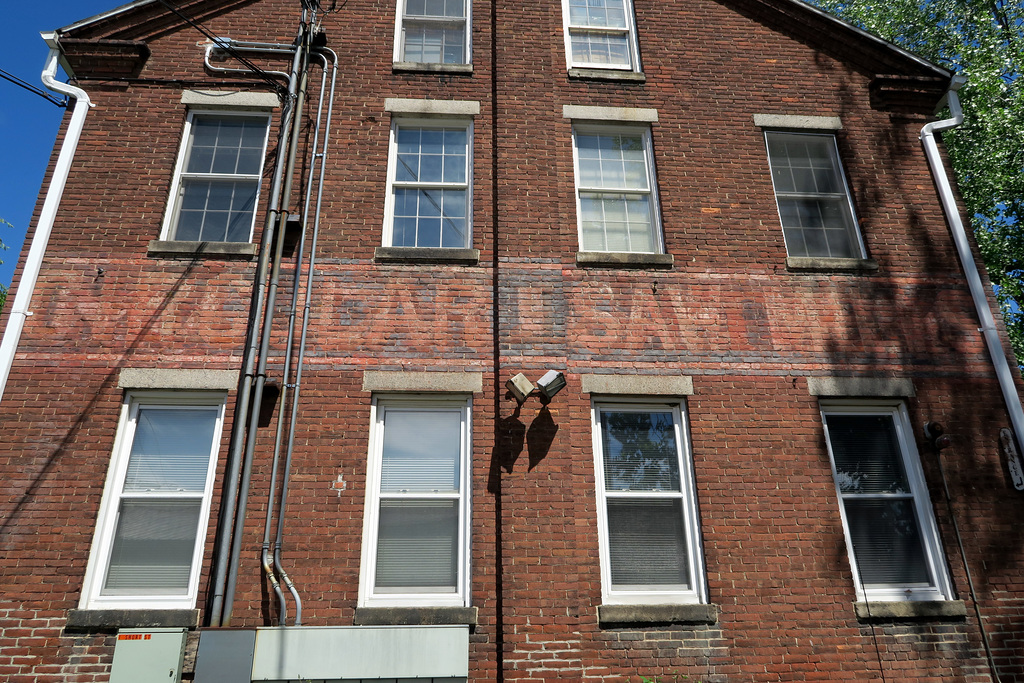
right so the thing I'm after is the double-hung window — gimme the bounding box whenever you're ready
[384,120,472,248]
[360,398,471,607]
[395,0,469,65]
[562,0,641,71]
[80,392,224,610]
[765,131,864,259]
[592,401,706,605]
[163,112,271,243]
[572,125,662,253]
[821,402,952,602]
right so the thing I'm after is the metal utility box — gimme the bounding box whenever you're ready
[109,627,187,683]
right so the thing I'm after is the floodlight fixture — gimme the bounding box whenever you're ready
[536,370,567,399]
[506,373,535,404]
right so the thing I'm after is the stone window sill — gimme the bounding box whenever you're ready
[148,240,257,259]
[576,251,674,268]
[598,603,718,627]
[353,606,478,626]
[393,62,473,74]
[65,608,200,633]
[374,246,480,264]
[568,68,646,83]
[854,600,966,622]
[786,256,879,273]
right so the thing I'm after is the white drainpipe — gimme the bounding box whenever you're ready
[0,33,92,404]
[920,74,1024,454]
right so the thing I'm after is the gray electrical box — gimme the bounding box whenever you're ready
[109,627,187,683]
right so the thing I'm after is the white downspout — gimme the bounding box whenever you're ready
[920,74,1024,454]
[0,33,92,404]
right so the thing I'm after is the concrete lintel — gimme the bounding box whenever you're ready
[65,609,199,633]
[181,90,280,109]
[576,251,673,268]
[385,98,480,116]
[854,600,966,621]
[598,603,718,626]
[563,104,658,123]
[363,370,483,393]
[353,606,478,626]
[581,374,693,396]
[807,376,916,398]
[119,368,239,391]
[754,113,843,129]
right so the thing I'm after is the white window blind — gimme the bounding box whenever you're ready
[361,399,470,607]
[593,402,705,604]
[822,403,952,601]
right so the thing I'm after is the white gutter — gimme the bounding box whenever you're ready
[0,33,92,403]
[920,74,1024,453]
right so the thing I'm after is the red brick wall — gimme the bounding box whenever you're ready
[2,0,1022,681]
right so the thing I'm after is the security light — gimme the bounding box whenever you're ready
[506,373,535,404]
[536,370,567,399]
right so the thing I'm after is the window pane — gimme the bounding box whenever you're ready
[186,116,266,175]
[601,410,681,492]
[568,0,627,27]
[607,499,689,587]
[102,500,201,594]
[570,32,630,67]
[825,414,911,494]
[844,498,931,586]
[392,189,467,248]
[579,192,653,253]
[381,410,461,492]
[175,180,258,242]
[124,408,217,492]
[403,24,465,64]
[376,499,458,589]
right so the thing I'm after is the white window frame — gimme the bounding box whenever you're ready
[160,110,272,243]
[79,391,225,610]
[591,399,706,605]
[561,0,641,72]
[821,400,953,602]
[764,130,866,259]
[393,0,471,65]
[383,117,474,249]
[571,123,664,254]
[359,396,472,608]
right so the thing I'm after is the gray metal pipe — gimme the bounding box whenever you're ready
[208,21,307,628]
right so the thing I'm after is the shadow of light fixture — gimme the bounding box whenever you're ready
[505,373,535,404]
[536,370,567,400]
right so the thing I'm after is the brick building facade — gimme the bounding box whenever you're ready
[2,0,1023,681]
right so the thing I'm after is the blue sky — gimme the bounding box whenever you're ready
[1,1,118,288]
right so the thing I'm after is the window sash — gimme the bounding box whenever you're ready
[592,401,705,605]
[360,399,471,607]
[163,112,270,243]
[396,0,470,64]
[563,0,639,70]
[765,131,864,259]
[821,403,952,601]
[384,121,473,249]
[572,125,662,254]
[81,396,224,610]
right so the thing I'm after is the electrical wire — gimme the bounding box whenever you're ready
[153,0,289,96]
[0,68,67,107]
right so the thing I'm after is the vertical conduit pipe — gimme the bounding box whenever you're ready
[262,46,331,625]
[274,46,339,626]
[221,22,312,626]
[0,37,91,404]
[208,22,306,628]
